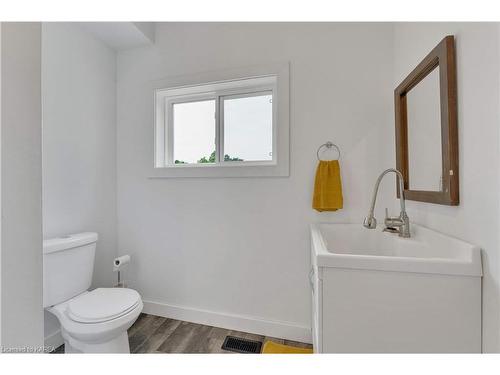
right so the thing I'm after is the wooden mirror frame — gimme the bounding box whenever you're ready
[394,35,459,205]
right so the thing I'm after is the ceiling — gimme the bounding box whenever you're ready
[77,22,155,51]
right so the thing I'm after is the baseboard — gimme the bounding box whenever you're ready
[45,329,64,351]
[142,300,312,344]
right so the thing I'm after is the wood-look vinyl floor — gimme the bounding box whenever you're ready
[52,313,312,354]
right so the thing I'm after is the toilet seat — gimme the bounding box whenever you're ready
[67,288,141,323]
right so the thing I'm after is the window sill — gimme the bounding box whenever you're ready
[148,162,288,178]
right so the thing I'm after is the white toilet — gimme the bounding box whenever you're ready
[43,232,143,353]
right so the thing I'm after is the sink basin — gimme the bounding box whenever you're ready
[311,223,482,276]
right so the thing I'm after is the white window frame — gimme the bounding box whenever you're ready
[166,95,219,166]
[164,81,275,167]
[151,63,289,178]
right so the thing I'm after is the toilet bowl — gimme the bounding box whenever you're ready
[48,288,143,353]
[43,233,143,353]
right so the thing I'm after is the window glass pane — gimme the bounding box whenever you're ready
[223,93,273,162]
[173,100,216,164]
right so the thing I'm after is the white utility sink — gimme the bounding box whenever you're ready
[311,223,482,276]
[309,223,482,353]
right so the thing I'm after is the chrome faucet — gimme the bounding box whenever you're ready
[363,168,411,238]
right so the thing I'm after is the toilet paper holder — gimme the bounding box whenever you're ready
[113,255,130,288]
[116,270,125,288]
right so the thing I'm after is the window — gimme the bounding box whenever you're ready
[222,93,273,163]
[156,76,276,168]
[172,99,216,164]
[153,64,289,178]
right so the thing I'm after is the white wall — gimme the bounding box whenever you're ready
[42,23,117,346]
[392,23,500,352]
[116,23,394,341]
[1,22,44,350]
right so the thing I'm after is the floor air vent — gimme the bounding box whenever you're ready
[221,336,262,353]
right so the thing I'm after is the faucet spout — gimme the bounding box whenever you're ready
[363,168,410,238]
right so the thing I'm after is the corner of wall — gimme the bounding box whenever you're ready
[1,22,43,350]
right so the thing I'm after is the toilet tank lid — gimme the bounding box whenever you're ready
[43,232,98,254]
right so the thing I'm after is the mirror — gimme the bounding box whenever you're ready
[394,35,459,205]
[406,67,442,191]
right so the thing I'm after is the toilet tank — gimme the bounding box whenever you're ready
[43,232,98,308]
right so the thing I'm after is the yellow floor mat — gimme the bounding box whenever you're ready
[262,341,313,354]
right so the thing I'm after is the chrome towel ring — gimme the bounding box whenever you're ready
[317,141,341,161]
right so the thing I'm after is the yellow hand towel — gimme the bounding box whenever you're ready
[312,160,343,212]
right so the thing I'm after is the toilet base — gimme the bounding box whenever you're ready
[63,330,130,353]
